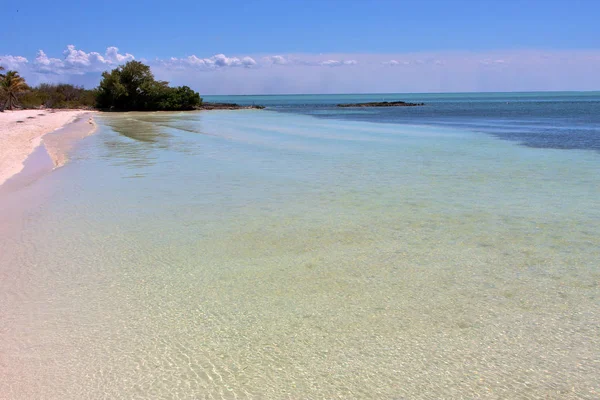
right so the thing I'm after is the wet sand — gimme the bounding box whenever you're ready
[0,110,96,187]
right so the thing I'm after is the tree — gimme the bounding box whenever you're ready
[0,70,29,110]
[96,61,161,110]
[96,61,202,111]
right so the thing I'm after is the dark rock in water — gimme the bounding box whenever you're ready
[197,102,265,110]
[337,101,424,108]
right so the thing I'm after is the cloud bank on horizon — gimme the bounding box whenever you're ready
[2,45,599,94]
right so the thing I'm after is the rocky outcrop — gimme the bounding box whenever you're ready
[337,101,424,107]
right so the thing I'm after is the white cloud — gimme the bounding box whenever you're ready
[319,59,357,67]
[3,47,600,93]
[105,46,135,64]
[242,56,257,67]
[480,58,507,65]
[320,60,341,67]
[383,58,445,66]
[30,45,135,75]
[0,55,29,69]
[183,55,208,67]
[263,55,289,65]
[167,53,258,69]
[63,45,96,67]
[212,54,237,67]
[34,50,63,72]
[260,56,357,67]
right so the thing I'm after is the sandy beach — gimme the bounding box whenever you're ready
[0,109,96,187]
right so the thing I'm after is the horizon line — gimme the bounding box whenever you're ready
[202,90,600,97]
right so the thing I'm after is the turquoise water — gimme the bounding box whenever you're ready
[206,91,600,151]
[1,95,599,399]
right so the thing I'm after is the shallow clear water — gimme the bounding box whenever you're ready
[1,96,599,399]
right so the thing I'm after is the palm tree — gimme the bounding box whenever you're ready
[0,66,4,111]
[0,70,29,110]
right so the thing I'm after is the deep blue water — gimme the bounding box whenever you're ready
[204,92,600,151]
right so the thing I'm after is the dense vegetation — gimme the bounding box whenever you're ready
[1,66,96,110]
[0,61,202,111]
[19,83,96,109]
[96,61,202,111]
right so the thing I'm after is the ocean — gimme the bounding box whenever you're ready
[1,92,599,399]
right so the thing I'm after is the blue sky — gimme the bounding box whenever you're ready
[2,0,600,94]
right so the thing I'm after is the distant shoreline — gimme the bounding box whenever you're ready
[337,101,424,108]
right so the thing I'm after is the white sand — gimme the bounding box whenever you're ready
[0,110,96,187]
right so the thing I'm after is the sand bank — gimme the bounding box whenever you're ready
[0,109,96,187]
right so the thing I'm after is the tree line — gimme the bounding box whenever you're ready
[0,61,202,112]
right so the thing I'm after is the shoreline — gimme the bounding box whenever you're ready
[0,110,97,188]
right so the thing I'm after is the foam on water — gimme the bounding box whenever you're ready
[0,109,599,399]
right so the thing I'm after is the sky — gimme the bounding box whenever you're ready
[2,0,600,94]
